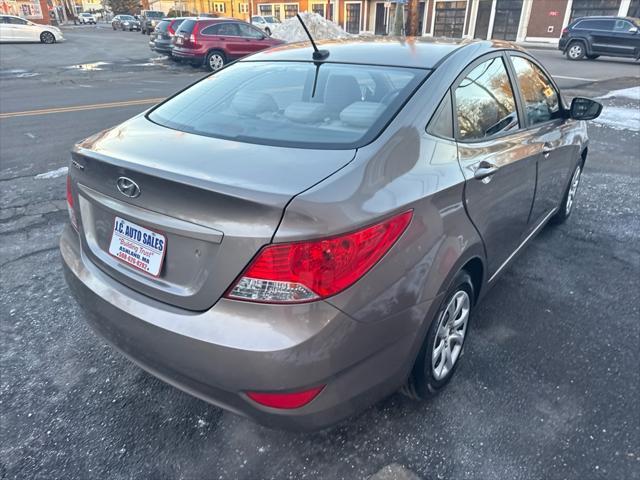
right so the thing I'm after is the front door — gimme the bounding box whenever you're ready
[509,54,576,224]
[374,3,387,35]
[345,2,361,34]
[610,18,640,57]
[454,54,537,278]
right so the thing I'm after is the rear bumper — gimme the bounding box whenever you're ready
[171,47,204,62]
[60,224,429,430]
[150,40,172,54]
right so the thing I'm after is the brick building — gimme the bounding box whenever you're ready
[1,0,51,24]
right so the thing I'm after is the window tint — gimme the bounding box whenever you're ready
[8,16,28,24]
[177,19,196,34]
[577,18,615,30]
[427,92,454,139]
[614,19,634,32]
[454,57,519,141]
[238,23,263,38]
[511,56,560,126]
[148,62,426,149]
[203,22,239,36]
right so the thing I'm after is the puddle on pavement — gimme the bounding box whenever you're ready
[65,61,111,71]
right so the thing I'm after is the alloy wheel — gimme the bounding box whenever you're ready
[41,31,55,44]
[208,54,224,71]
[568,44,583,59]
[566,166,581,215]
[431,290,470,381]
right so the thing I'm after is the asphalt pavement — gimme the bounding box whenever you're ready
[1,27,639,480]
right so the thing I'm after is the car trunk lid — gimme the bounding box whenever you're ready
[70,115,355,311]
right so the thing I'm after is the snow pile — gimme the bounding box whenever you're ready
[598,86,640,102]
[271,12,351,43]
[593,86,640,132]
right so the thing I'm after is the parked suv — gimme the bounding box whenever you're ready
[140,10,164,34]
[149,17,185,55]
[559,16,640,60]
[172,18,283,71]
[78,12,97,24]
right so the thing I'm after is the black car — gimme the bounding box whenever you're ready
[559,16,640,60]
[140,10,164,34]
[148,17,186,55]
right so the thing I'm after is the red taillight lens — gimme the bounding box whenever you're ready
[66,174,78,231]
[246,385,324,409]
[226,211,412,303]
[562,27,569,35]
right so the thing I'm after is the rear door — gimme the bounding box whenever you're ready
[508,53,576,225]
[202,22,244,59]
[454,53,537,279]
[587,18,618,55]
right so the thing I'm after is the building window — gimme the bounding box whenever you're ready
[284,3,298,18]
[434,1,467,38]
[570,0,621,22]
[213,2,225,13]
[259,4,273,15]
[311,2,325,16]
[491,0,522,41]
[239,2,249,13]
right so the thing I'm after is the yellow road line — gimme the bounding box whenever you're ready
[0,97,165,119]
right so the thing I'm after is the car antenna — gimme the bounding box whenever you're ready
[296,13,329,62]
[296,14,329,98]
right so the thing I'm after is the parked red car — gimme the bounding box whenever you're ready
[172,18,284,71]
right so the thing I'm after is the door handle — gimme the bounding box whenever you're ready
[473,161,499,180]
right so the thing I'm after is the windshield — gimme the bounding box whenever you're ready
[148,61,427,149]
[121,15,135,20]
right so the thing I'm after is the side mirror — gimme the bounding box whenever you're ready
[569,97,603,121]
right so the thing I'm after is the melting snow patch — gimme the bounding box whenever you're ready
[35,166,68,179]
[598,86,640,101]
[65,62,110,71]
[593,106,640,132]
[271,11,350,43]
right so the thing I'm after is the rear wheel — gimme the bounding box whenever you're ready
[265,27,271,36]
[566,41,586,60]
[551,164,582,225]
[40,31,55,44]
[402,271,474,399]
[205,50,226,71]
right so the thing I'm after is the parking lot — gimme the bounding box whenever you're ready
[1,26,639,480]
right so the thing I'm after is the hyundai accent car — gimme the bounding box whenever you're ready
[61,37,602,431]
[0,15,64,43]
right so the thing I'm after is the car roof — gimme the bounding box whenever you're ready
[572,15,635,20]
[246,37,522,70]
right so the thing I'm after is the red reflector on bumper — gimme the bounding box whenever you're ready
[246,385,324,409]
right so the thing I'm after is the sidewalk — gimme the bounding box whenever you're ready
[516,41,559,51]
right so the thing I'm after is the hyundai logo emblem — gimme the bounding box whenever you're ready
[116,177,141,198]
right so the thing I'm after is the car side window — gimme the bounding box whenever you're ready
[454,57,519,141]
[511,56,560,126]
[238,23,263,38]
[427,91,454,139]
[8,17,28,25]
[614,19,634,32]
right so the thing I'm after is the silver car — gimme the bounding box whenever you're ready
[61,38,602,430]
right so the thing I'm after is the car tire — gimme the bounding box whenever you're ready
[566,41,586,60]
[205,50,226,71]
[265,27,271,36]
[402,271,474,400]
[112,24,116,30]
[40,31,55,44]
[586,54,600,60]
[551,164,582,225]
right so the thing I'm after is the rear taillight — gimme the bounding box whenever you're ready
[66,174,78,231]
[225,211,413,304]
[189,33,196,45]
[246,385,324,409]
[168,21,176,35]
[561,27,569,35]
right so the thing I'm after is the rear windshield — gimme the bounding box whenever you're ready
[176,19,195,34]
[148,61,427,149]
[156,19,170,31]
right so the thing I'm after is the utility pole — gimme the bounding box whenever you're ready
[406,0,418,36]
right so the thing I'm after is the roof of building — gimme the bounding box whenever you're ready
[245,36,522,69]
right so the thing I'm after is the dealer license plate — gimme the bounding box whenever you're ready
[108,216,166,277]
